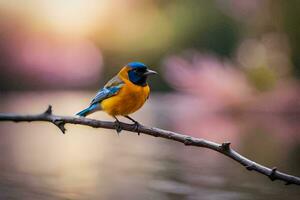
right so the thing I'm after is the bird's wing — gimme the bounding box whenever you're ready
[90,75,124,105]
[103,75,124,88]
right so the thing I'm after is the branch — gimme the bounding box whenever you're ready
[0,105,299,186]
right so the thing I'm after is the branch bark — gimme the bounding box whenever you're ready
[0,105,299,186]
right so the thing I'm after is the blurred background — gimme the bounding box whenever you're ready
[0,0,300,199]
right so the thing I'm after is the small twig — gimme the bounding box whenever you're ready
[269,167,278,181]
[221,142,231,151]
[0,105,299,186]
[44,105,53,115]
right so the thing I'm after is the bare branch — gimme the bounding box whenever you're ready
[0,105,299,186]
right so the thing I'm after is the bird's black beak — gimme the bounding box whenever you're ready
[143,69,157,76]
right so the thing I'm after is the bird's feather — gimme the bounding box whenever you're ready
[90,75,124,105]
[76,104,99,117]
[104,75,124,88]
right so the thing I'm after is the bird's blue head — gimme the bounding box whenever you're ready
[127,62,157,86]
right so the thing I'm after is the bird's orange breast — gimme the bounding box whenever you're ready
[100,80,150,116]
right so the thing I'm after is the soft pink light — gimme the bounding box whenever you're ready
[5,31,103,87]
[164,52,253,107]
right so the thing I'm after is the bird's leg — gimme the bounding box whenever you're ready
[125,115,141,135]
[113,116,122,134]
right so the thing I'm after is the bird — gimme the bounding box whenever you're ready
[76,62,157,134]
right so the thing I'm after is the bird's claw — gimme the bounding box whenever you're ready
[114,120,122,135]
[132,121,141,135]
[124,116,142,135]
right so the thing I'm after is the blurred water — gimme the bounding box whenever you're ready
[0,91,299,200]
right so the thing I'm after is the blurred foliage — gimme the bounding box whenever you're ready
[97,0,240,91]
[246,65,277,91]
[0,0,299,91]
[281,0,300,77]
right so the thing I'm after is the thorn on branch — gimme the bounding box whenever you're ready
[269,167,277,181]
[221,142,231,151]
[44,105,52,115]
[53,119,66,134]
[184,136,193,145]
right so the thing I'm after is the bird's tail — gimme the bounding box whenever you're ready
[76,104,100,117]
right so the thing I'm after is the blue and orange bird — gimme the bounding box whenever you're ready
[76,62,157,133]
